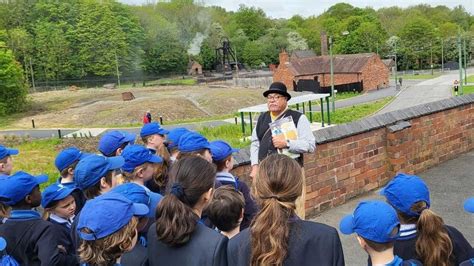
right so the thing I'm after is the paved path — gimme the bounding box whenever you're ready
[379,69,474,114]
[312,150,474,265]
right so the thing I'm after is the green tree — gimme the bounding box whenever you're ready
[287,31,308,53]
[399,17,435,69]
[230,5,272,41]
[0,42,28,115]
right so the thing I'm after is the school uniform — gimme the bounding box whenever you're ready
[460,258,474,266]
[147,222,228,266]
[228,218,344,266]
[383,256,422,266]
[389,224,474,266]
[121,239,148,266]
[48,213,76,256]
[0,210,78,266]
[216,171,257,230]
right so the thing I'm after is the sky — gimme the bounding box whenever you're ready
[119,0,473,18]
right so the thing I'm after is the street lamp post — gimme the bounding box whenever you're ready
[329,36,335,112]
[464,37,467,85]
[441,38,444,72]
[458,29,463,95]
[394,40,398,90]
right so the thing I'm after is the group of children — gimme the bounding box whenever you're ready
[0,121,472,265]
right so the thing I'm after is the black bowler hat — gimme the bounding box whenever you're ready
[263,82,291,100]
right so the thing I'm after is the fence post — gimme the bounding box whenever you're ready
[31,119,35,128]
[160,116,163,125]
[57,129,62,139]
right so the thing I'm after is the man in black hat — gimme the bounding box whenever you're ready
[250,82,316,217]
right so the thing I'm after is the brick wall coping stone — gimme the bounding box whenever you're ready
[232,94,474,167]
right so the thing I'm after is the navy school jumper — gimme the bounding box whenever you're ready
[227,218,345,266]
[0,210,78,266]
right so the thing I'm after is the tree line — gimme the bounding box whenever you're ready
[0,1,473,114]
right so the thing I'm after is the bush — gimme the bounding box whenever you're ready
[0,42,28,115]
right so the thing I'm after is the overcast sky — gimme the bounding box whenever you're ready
[119,0,473,18]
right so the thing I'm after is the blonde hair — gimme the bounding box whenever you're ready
[250,154,303,266]
[78,217,138,266]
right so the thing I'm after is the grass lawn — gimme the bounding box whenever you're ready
[148,78,196,86]
[466,75,474,83]
[460,85,474,95]
[307,97,393,124]
[395,74,441,80]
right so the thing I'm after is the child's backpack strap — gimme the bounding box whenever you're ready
[0,237,20,266]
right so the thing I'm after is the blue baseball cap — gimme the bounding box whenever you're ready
[339,200,400,243]
[380,173,430,217]
[41,183,77,208]
[178,132,211,152]
[98,130,136,156]
[0,237,6,251]
[209,140,239,162]
[0,145,18,160]
[55,147,91,172]
[74,155,124,190]
[112,183,162,217]
[464,197,474,213]
[77,192,148,240]
[0,171,48,205]
[140,122,170,138]
[166,128,190,150]
[121,145,163,173]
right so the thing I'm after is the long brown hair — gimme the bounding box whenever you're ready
[155,156,216,247]
[397,201,453,266]
[250,154,303,266]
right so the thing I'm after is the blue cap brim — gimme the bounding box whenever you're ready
[55,187,77,201]
[107,156,125,170]
[147,192,163,218]
[158,129,170,135]
[36,174,49,185]
[123,132,136,144]
[0,237,6,251]
[339,214,355,235]
[133,203,149,216]
[464,198,474,213]
[6,148,19,156]
[231,148,239,153]
[148,155,163,164]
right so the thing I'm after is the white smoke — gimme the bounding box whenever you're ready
[187,32,206,56]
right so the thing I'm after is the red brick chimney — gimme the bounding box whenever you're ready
[279,49,289,65]
[321,31,328,56]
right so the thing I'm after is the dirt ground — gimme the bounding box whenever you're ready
[8,85,266,129]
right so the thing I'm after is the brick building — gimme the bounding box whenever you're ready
[273,50,389,92]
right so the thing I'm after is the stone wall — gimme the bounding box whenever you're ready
[231,95,474,218]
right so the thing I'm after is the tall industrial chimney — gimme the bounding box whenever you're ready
[321,31,328,56]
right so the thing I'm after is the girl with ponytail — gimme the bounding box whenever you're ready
[146,156,228,266]
[228,154,344,266]
[381,173,473,266]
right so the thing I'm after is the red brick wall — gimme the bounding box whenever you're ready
[273,54,389,92]
[360,56,390,90]
[232,99,474,218]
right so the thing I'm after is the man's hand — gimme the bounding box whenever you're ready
[272,134,288,149]
[249,165,259,180]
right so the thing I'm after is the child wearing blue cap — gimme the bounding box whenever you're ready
[0,145,18,176]
[98,130,136,157]
[140,122,169,155]
[112,183,163,266]
[209,140,256,230]
[121,144,166,192]
[0,171,78,265]
[41,183,78,256]
[147,156,228,265]
[77,192,148,266]
[228,154,344,266]
[71,154,125,250]
[381,173,473,266]
[165,127,190,162]
[55,146,90,214]
[340,200,422,266]
[177,131,213,162]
